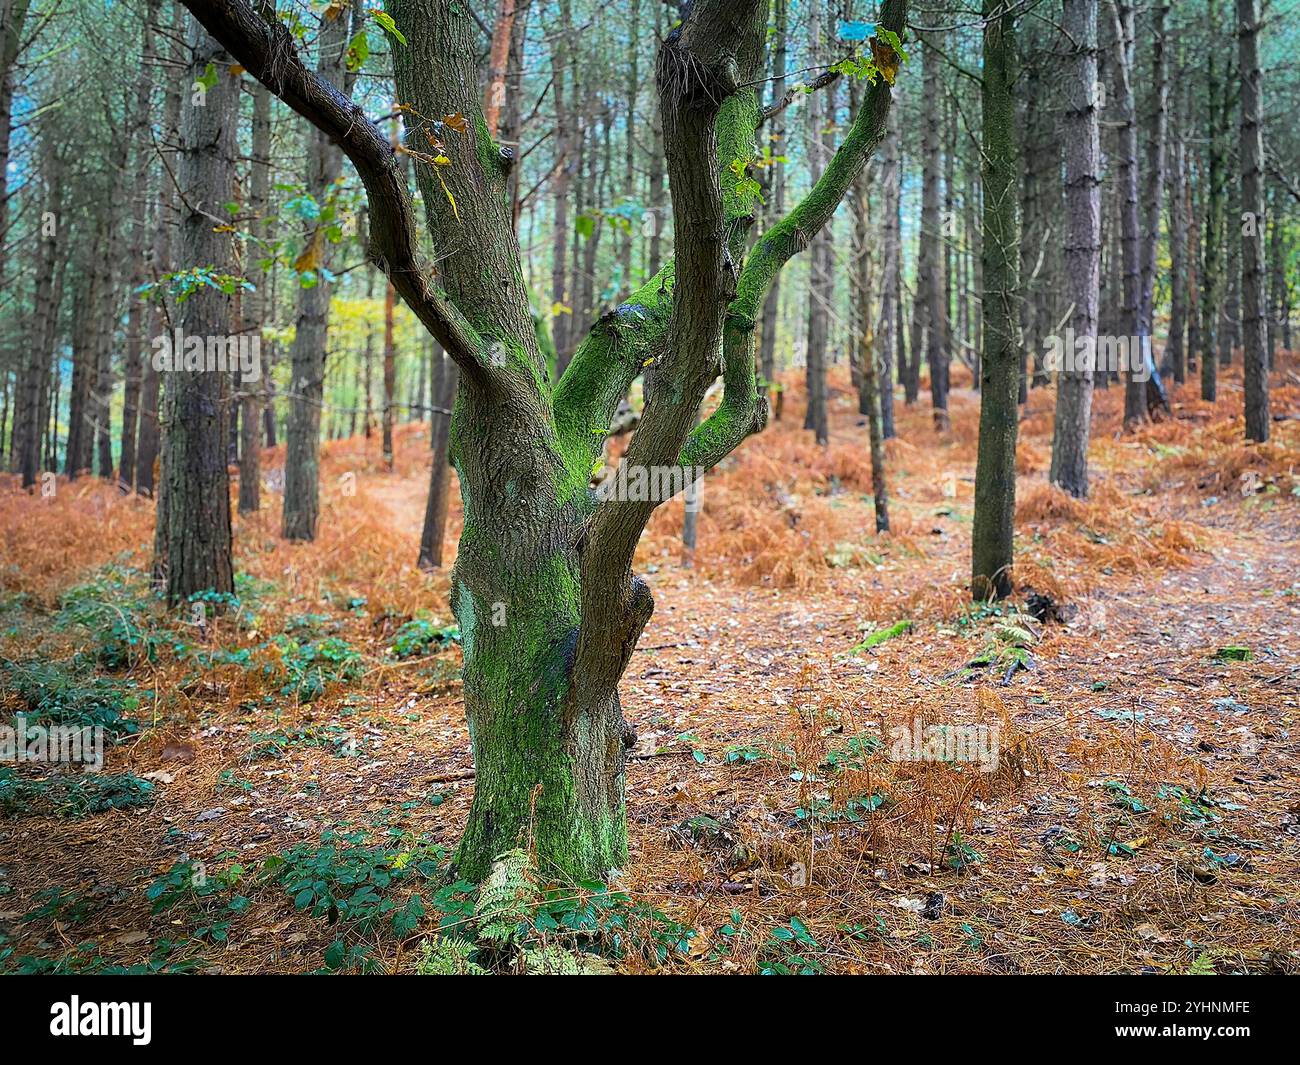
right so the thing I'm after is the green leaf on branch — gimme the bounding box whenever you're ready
[346,30,369,72]
[371,10,407,46]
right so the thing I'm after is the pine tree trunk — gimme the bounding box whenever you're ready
[921,31,949,429]
[1166,131,1188,383]
[1200,0,1227,402]
[1109,1,1145,428]
[1238,0,1268,441]
[803,16,832,445]
[972,0,1020,599]
[855,176,889,532]
[239,82,271,513]
[418,351,458,570]
[281,1,354,540]
[757,0,788,404]
[383,280,397,467]
[1051,0,1102,498]
[16,139,59,489]
[136,17,180,499]
[118,0,159,492]
[549,0,573,372]
[877,121,900,439]
[156,16,237,605]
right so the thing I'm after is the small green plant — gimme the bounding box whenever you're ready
[56,565,162,669]
[272,635,364,699]
[944,831,983,871]
[21,887,98,925]
[0,659,140,739]
[723,744,765,765]
[0,769,155,817]
[1,943,192,975]
[760,918,823,975]
[1213,645,1252,662]
[846,619,913,654]
[245,723,355,761]
[821,734,883,772]
[262,829,442,968]
[390,617,460,659]
[145,858,249,943]
[796,791,888,824]
[414,936,487,975]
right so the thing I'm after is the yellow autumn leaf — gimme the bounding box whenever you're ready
[293,230,324,273]
[870,36,901,85]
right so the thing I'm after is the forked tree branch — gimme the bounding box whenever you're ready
[176,0,484,377]
[681,0,909,472]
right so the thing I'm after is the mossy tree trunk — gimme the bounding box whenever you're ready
[183,0,909,882]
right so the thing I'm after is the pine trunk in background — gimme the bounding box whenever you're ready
[972,0,1020,599]
[1109,1,1145,428]
[281,0,354,540]
[1166,130,1188,383]
[1186,150,1202,374]
[921,31,949,429]
[1267,187,1284,362]
[383,279,397,466]
[1220,246,1239,366]
[965,144,983,388]
[65,241,97,478]
[1050,0,1102,498]
[137,20,183,499]
[620,0,638,298]
[239,82,271,514]
[854,174,889,532]
[0,0,32,456]
[1238,0,1268,441]
[1139,3,1169,343]
[418,349,458,570]
[943,94,959,392]
[757,0,788,405]
[1019,45,1042,405]
[1200,0,1227,402]
[549,0,573,372]
[156,17,237,606]
[877,120,900,439]
[16,138,59,489]
[482,0,518,138]
[118,0,159,492]
[803,14,832,445]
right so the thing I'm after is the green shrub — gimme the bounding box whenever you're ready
[390,617,460,659]
[0,658,140,739]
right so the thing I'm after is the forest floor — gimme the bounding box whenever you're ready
[1,357,1298,975]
